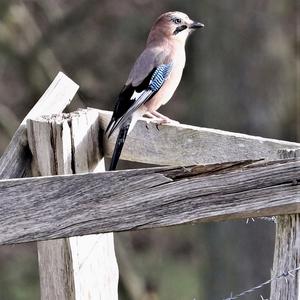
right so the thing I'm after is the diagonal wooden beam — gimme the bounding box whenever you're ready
[0,159,299,245]
[97,109,300,165]
[0,72,79,179]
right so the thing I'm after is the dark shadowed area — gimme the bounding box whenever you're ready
[0,0,298,299]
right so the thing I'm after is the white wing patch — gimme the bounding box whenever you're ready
[131,91,143,101]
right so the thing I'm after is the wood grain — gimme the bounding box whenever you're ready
[28,114,76,300]
[270,149,300,300]
[27,110,119,300]
[97,109,300,165]
[38,240,75,300]
[0,72,79,179]
[0,159,299,245]
[68,110,118,300]
[270,215,300,300]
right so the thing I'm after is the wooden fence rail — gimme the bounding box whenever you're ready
[97,109,300,165]
[0,158,299,245]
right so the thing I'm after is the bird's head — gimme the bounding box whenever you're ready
[147,11,204,45]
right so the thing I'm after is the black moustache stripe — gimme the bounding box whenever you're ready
[173,25,188,35]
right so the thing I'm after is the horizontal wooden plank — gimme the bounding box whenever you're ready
[0,72,79,179]
[0,159,299,245]
[96,109,300,165]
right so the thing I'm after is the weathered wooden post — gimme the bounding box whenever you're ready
[27,109,119,299]
[0,72,77,179]
[270,149,300,300]
[0,72,121,299]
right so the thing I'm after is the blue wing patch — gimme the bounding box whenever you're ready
[107,63,172,136]
[149,64,172,92]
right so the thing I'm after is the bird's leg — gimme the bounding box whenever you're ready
[144,112,156,119]
[143,112,163,124]
[150,111,179,124]
[143,111,179,125]
[143,112,153,130]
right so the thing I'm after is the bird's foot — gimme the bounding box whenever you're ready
[144,111,179,126]
[144,117,152,130]
[151,111,179,124]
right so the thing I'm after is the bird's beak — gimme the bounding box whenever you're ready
[189,21,205,29]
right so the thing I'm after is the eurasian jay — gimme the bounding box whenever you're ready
[106,11,204,170]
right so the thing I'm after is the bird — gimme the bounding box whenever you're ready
[106,11,204,171]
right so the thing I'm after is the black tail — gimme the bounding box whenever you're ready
[109,122,131,171]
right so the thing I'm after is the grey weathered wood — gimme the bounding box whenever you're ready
[0,72,79,179]
[27,110,118,300]
[270,215,300,300]
[38,240,75,300]
[97,109,300,165]
[68,110,118,300]
[28,114,76,300]
[270,149,300,300]
[0,159,299,245]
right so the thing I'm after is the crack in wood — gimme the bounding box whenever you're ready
[163,160,259,181]
[69,120,76,175]
[50,121,59,175]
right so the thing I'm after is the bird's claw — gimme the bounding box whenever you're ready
[144,111,179,128]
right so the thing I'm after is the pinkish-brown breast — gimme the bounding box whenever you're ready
[144,45,186,112]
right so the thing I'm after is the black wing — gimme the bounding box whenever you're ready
[106,64,172,137]
[105,68,156,138]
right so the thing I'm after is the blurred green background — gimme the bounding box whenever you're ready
[0,0,298,299]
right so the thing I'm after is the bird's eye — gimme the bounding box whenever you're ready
[173,18,182,24]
